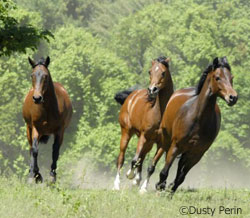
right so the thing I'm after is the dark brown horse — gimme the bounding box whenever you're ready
[148,57,238,193]
[23,57,72,183]
[113,56,173,190]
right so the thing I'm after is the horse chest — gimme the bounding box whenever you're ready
[32,112,60,134]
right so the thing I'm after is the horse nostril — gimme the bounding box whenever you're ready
[229,95,238,104]
[152,87,158,93]
[33,95,42,103]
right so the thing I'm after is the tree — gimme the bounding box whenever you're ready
[0,0,53,56]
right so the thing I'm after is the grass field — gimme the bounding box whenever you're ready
[0,176,249,218]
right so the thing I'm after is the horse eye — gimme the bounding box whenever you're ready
[215,76,220,81]
[162,72,165,77]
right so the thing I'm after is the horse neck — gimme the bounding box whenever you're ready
[194,77,217,119]
[158,76,174,115]
[43,76,60,117]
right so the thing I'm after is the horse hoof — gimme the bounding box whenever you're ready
[168,182,174,189]
[112,185,120,191]
[139,187,147,194]
[155,181,166,191]
[132,178,140,186]
[27,177,34,184]
[49,171,56,184]
[126,169,135,180]
[35,173,43,183]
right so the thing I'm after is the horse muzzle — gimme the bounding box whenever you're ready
[33,95,44,104]
[225,94,238,106]
[148,86,159,99]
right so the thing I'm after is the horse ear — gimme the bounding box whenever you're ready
[151,60,156,66]
[45,56,50,67]
[213,57,219,69]
[28,57,35,68]
[165,57,171,63]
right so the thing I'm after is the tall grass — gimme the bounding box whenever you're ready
[0,176,249,218]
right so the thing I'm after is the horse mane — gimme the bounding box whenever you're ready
[34,58,46,67]
[156,56,169,68]
[196,57,231,95]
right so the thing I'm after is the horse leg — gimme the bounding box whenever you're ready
[132,142,154,187]
[170,152,204,193]
[140,144,165,193]
[155,141,179,191]
[113,128,132,190]
[50,130,64,183]
[28,127,42,183]
[126,133,146,180]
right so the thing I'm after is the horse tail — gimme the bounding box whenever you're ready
[39,135,50,144]
[114,86,138,105]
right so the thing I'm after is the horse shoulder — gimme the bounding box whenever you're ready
[162,87,196,135]
[119,89,145,128]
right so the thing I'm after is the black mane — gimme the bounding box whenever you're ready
[156,56,169,68]
[196,57,231,95]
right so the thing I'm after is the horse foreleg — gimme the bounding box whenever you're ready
[50,131,63,183]
[140,144,165,193]
[132,141,154,187]
[127,134,146,180]
[155,141,179,191]
[171,152,204,193]
[113,128,132,190]
[28,127,42,183]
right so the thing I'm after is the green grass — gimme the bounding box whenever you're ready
[0,176,249,218]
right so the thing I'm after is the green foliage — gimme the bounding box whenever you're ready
[0,0,53,56]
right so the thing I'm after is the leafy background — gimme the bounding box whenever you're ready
[0,0,249,187]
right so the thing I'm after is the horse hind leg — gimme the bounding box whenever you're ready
[113,128,132,190]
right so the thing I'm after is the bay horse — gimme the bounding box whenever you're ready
[149,57,238,193]
[22,57,72,183]
[113,56,173,190]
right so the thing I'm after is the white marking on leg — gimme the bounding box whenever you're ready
[140,179,149,194]
[132,172,141,186]
[113,173,120,190]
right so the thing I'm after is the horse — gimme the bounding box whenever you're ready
[146,57,238,193]
[113,56,174,190]
[22,56,72,183]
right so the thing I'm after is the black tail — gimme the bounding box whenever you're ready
[39,135,50,144]
[115,85,139,105]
